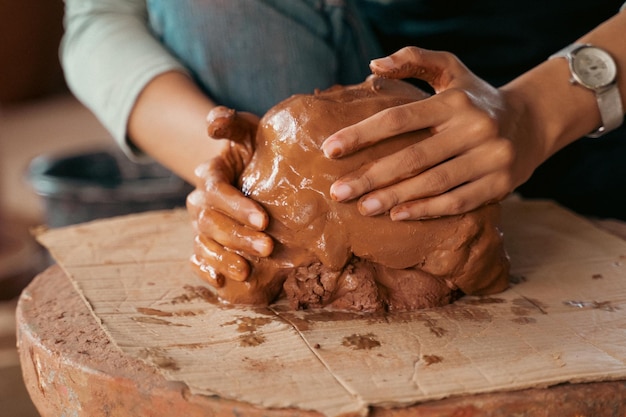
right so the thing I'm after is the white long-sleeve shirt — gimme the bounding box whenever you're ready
[61,0,188,159]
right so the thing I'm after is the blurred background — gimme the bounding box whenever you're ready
[1,1,102,415]
[1,0,67,414]
[0,1,187,415]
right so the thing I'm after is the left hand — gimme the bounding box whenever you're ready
[321,46,544,220]
[187,107,273,288]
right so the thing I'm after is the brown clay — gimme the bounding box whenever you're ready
[208,77,510,311]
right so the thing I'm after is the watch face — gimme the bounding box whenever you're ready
[572,46,617,89]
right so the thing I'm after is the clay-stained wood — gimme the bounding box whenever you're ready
[36,199,626,417]
[19,265,626,417]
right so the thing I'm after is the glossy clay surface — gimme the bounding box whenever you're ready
[218,77,510,311]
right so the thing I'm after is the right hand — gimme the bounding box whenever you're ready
[187,106,273,288]
[321,47,543,220]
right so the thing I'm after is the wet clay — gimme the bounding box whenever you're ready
[212,77,510,311]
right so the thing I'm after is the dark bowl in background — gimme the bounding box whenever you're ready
[28,148,192,228]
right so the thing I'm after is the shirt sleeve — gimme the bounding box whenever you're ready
[60,0,189,160]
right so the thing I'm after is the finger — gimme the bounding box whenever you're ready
[186,189,206,225]
[388,174,510,221]
[328,116,486,203]
[197,209,273,257]
[369,46,469,92]
[207,106,251,143]
[328,133,456,202]
[211,182,269,231]
[189,254,225,288]
[196,160,270,231]
[193,234,251,282]
[355,151,491,216]
[322,97,447,159]
[356,136,517,216]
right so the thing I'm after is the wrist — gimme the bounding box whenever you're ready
[500,58,601,163]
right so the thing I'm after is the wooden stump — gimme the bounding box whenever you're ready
[16,265,626,417]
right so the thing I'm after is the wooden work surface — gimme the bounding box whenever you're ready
[18,198,626,416]
[17,265,626,417]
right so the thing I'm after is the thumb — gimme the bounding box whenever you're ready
[207,106,258,145]
[369,46,471,93]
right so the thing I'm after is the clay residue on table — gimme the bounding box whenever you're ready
[341,333,382,350]
[210,77,510,311]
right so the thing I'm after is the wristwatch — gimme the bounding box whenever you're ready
[550,43,624,138]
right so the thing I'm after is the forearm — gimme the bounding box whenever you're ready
[61,0,189,158]
[500,9,626,164]
[127,71,228,185]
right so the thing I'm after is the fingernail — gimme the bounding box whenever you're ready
[391,211,410,221]
[215,106,234,117]
[248,212,265,229]
[360,198,383,215]
[370,56,394,71]
[322,139,343,158]
[207,106,234,122]
[252,238,270,255]
[330,183,353,201]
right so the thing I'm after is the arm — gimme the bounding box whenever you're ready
[127,71,225,183]
[501,10,626,162]
[61,0,204,166]
[61,0,271,286]
[321,8,626,220]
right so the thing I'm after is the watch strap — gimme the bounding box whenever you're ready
[589,85,624,137]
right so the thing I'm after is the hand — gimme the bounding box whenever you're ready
[321,46,544,220]
[187,106,273,288]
